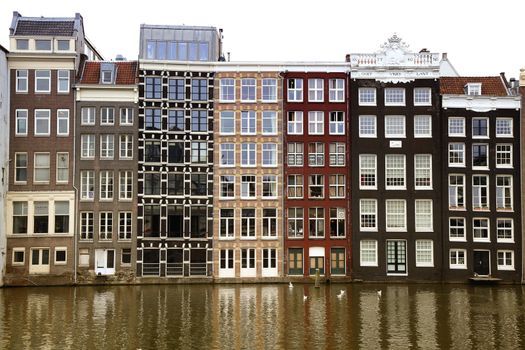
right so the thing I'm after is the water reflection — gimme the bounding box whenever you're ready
[0,284,524,349]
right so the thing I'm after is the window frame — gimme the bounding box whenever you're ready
[448,117,466,137]
[384,115,406,138]
[34,109,51,136]
[415,240,434,267]
[56,109,70,136]
[57,70,70,93]
[16,69,28,93]
[414,115,432,138]
[413,87,432,106]
[34,70,51,93]
[360,240,378,267]
[384,88,405,106]
[240,78,256,102]
[308,78,324,102]
[358,87,376,106]
[220,78,235,102]
[15,109,28,136]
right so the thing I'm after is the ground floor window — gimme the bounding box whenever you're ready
[386,240,407,275]
[360,240,378,267]
[330,248,346,275]
[497,250,514,271]
[288,248,303,275]
[449,249,467,269]
[309,256,324,275]
[30,248,50,274]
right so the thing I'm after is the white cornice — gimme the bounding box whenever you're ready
[442,95,521,111]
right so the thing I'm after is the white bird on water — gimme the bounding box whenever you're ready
[337,290,345,299]
[377,290,382,298]
[289,282,293,288]
[303,295,308,301]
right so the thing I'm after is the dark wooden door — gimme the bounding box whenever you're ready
[473,251,490,276]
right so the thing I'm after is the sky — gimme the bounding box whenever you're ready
[1,0,524,78]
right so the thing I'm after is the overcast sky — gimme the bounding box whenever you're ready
[1,0,524,78]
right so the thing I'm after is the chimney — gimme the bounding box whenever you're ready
[10,11,21,35]
[442,53,448,60]
[345,54,350,62]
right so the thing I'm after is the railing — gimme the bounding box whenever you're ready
[166,263,184,276]
[142,263,160,276]
[189,263,207,276]
[350,53,439,67]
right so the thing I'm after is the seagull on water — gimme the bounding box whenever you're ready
[337,290,345,299]
[377,290,382,297]
[289,282,293,288]
[303,295,308,301]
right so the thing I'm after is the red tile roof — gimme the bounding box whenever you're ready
[440,77,508,96]
[79,61,138,85]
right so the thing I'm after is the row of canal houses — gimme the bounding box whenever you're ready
[0,12,523,286]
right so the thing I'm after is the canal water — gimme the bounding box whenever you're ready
[1,284,524,349]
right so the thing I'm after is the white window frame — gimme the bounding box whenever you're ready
[14,152,28,183]
[15,109,28,136]
[57,109,69,136]
[414,154,432,190]
[57,70,70,93]
[308,78,324,102]
[385,154,406,190]
[34,109,51,136]
[495,118,513,137]
[219,175,235,199]
[220,111,235,135]
[16,69,28,93]
[261,208,278,239]
[100,134,115,159]
[472,143,489,170]
[12,247,26,265]
[308,111,324,135]
[308,142,324,167]
[33,153,50,183]
[473,217,490,242]
[241,110,256,135]
[119,135,133,159]
[120,108,134,125]
[308,175,325,199]
[329,142,345,167]
[262,143,277,167]
[497,250,515,271]
[415,240,434,267]
[449,217,466,242]
[220,78,235,102]
[54,247,68,265]
[287,78,303,102]
[241,78,256,102]
[496,175,513,211]
[384,88,405,106]
[287,174,303,199]
[448,143,465,167]
[262,78,277,102]
[262,111,277,135]
[35,70,51,93]
[241,208,256,239]
[359,115,377,138]
[496,144,513,168]
[384,115,406,138]
[329,79,345,102]
[472,117,489,138]
[241,143,256,167]
[472,175,489,210]
[56,152,69,184]
[329,111,345,135]
[360,240,378,267]
[414,115,432,138]
[81,171,95,201]
[359,154,377,190]
[329,174,345,199]
[415,200,433,232]
[359,199,377,232]
[101,107,115,125]
[81,134,95,159]
[448,174,465,209]
[358,88,376,106]
[119,171,133,201]
[386,199,407,232]
[262,175,278,199]
[287,142,304,167]
[448,117,465,137]
[99,212,113,240]
[99,171,114,201]
[413,87,432,106]
[119,212,133,240]
[219,209,235,239]
[220,143,235,167]
[449,249,467,269]
[240,175,256,199]
[496,218,514,243]
[287,111,303,135]
[466,83,481,96]
[81,107,96,125]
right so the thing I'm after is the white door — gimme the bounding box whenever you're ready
[240,248,256,277]
[95,249,115,275]
[262,248,278,277]
[219,249,235,277]
[29,248,50,274]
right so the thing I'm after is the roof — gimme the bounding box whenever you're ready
[440,76,508,96]
[14,20,75,36]
[79,61,138,85]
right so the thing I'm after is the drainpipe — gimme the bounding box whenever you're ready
[72,85,78,285]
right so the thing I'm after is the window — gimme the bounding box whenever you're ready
[263,248,277,274]
[121,249,132,265]
[177,42,187,60]
[415,200,433,232]
[287,175,303,199]
[287,143,304,167]
[329,112,345,135]
[448,117,465,137]
[288,248,304,275]
[308,111,324,135]
[262,143,277,167]
[168,142,184,164]
[414,115,431,137]
[329,175,345,198]
[414,88,431,106]
[309,175,324,199]
[57,70,70,93]
[35,70,51,93]
[287,111,303,135]
[80,212,94,240]
[16,70,28,92]
[81,107,96,125]
[308,79,324,102]
[358,88,376,106]
[385,155,406,189]
[329,143,345,166]
[262,79,277,102]
[191,110,208,132]
[120,108,134,125]
[191,173,207,196]
[308,142,324,166]
[34,153,50,183]
[496,176,513,210]
[415,240,433,267]
[496,118,513,137]
[168,174,184,196]
[386,200,406,231]
[168,78,185,101]
[220,143,235,167]
[262,111,277,135]
[54,248,67,265]
[359,155,376,189]
[472,118,488,138]
[241,143,256,167]
[414,154,432,189]
[167,205,184,238]
[191,141,208,163]
[16,39,28,50]
[241,111,256,135]
[80,135,95,159]
[496,144,513,168]
[57,40,70,51]
[241,78,256,102]
[57,110,69,136]
[191,79,208,101]
[100,171,114,200]
[262,175,277,198]
[33,201,48,233]
[385,88,405,106]
[12,248,25,265]
[241,208,256,238]
[119,171,133,200]
[145,141,161,162]
[168,109,184,131]
[220,111,235,134]
[309,208,325,238]
[30,248,50,272]
[101,70,113,84]
[359,115,377,137]
[145,77,162,99]
[360,199,377,231]
[220,78,235,102]
[497,219,513,242]
[287,208,304,238]
[472,175,489,210]
[119,135,133,159]
[100,134,115,159]
[449,217,466,241]
[329,79,345,102]
[220,209,235,239]
[144,173,161,196]
[143,205,160,238]
[262,208,277,238]
[54,201,69,233]
[472,144,488,168]
[241,175,256,199]
[360,240,378,266]
[385,115,406,138]
[386,240,407,275]
[34,110,50,135]
[15,153,27,183]
[81,171,95,200]
[473,218,489,241]
[466,83,481,96]
[448,175,465,209]
[35,40,51,50]
[220,175,235,199]
[287,78,303,102]
[101,107,115,125]
[448,143,465,167]
[99,212,113,240]
[497,251,514,270]
[56,152,69,183]
[12,202,28,234]
[330,208,345,237]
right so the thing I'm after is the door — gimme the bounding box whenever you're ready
[473,250,490,276]
[330,248,346,276]
[309,256,325,276]
[262,248,278,277]
[386,240,407,275]
[29,248,50,274]
[240,248,256,277]
[219,249,235,277]
[95,249,115,275]
[288,248,303,276]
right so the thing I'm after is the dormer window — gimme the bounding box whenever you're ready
[57,40,70,51]
[16,39,28,50]
[35,40,51,51]
[466,83,481,96]
[100,62,116,84]
[102,70,113,84]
